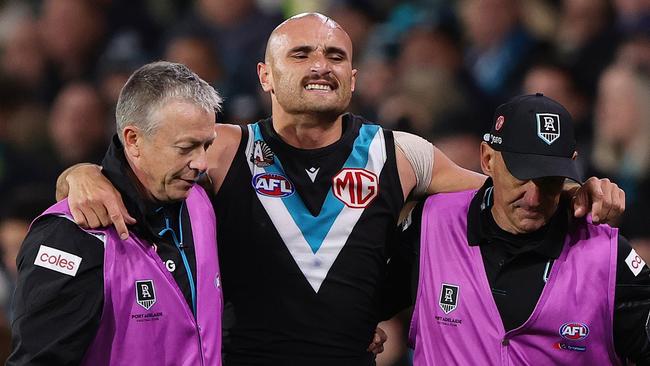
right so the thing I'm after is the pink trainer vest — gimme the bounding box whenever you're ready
[409,190,621,366]
[39,186,222,366]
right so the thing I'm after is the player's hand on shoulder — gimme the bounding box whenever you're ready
[66,164,135,238]
[570,177,625,225]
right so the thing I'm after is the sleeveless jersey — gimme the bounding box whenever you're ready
[409,190,621,365]
[215,114,404,364]
[37,186,222,366]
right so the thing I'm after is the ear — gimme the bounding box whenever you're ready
[258,62,273,93]
[479,142,495,177]
[350,68,357,92]
[122,126,142,158]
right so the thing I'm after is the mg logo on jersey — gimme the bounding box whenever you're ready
[559,322,589,341]
[439,283,459,314]
[135,280,156,310]
[332,168,378,208]
[536,113,561,145]
[252,173,295,197]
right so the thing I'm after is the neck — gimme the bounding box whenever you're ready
[490,204,521,235]
[271,109,344,149]
[124,153,158,202]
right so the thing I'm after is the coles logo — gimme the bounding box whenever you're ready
[332,168,378,208]
[252,173,295,197]
[559,322,589,341]
[34,245,82,276]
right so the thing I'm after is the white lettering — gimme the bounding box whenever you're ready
[255,179,270,190]
[444,288,454,302]
[543,116,556,131]
[141,285,152,298]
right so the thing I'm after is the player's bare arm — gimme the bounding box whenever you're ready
[208,123,242,193]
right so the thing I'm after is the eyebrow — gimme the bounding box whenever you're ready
[287,45,348,58]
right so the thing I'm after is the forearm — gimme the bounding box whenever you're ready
[55,163,99,201]
[427,146,486,194]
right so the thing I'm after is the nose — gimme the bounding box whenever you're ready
[522,181,542,207]
[188,149,208,174]
[310,53,331,76]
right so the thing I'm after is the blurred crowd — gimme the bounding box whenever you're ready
[0,0,648,364]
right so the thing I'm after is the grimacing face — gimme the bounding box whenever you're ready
[481,143,564,234]
[128,99,216,202]
[260,14,357,117]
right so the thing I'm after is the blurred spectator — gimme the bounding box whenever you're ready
[1,16,47,92]
[48,82,111,173]
[174,0,282,122]
[37,0,109,103]
[0,186,52,324]
[96,32,150,110]
[591,65,650,204]
[328,1,375,57]
[377,67,465,136]
[459,0,548,105]
[351,57,394,120]
[616,33,650,72]
[429,109,482,172]
[613,0,650,34]
[555,0,619,97]
[165,34,223,86]
[0,77,50,198]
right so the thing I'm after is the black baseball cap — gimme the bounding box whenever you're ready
[483,93,582,183]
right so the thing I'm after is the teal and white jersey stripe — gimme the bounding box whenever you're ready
[245,123,387,292]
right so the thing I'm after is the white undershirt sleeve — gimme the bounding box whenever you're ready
[393,131,434,197]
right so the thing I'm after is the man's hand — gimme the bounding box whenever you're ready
[367,326,387,355]
[65,164,135,239]
[570,177,625,225]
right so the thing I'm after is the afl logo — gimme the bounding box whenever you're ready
[252,173,295,197]
[559,322,589,341]
[332,168,378,208]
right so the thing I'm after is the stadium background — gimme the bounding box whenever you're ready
[0,0,648,363]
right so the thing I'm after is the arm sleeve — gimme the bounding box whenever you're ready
[613,235,650,364]
[393,131,434,197]
[7,216,105,366]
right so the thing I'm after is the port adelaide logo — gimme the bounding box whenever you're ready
[135,280,156,310]
[250,140,274,167]
[536,113,560,145]
[439,283,459,314]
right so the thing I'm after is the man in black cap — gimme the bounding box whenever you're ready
[392,93,650,365]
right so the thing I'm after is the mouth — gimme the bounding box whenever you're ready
[303,78,337,92]
[515,206,543,219]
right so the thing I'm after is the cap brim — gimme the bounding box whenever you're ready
[501,151,582,184]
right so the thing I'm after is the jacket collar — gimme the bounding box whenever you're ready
[101,135,182,243]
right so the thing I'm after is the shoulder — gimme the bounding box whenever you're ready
[616,235,650,284]
[208,123,245,193]
[19,215,105,276]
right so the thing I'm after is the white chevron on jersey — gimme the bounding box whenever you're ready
[245,124,387,292]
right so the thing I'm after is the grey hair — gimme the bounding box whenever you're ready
[115,61,222,143]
